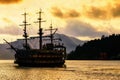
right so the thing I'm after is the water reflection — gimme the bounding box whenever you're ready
[0,60,120,80]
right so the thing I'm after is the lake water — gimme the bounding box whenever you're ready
[0,60,120,80]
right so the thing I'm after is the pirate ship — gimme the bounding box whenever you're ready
[4,9,66,67]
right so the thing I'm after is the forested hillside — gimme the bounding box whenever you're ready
[67,34,120,60]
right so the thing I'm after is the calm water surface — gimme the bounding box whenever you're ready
[0,60,120,80]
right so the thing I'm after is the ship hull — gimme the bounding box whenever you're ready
[15,62,65,67]
[14,49,66,67]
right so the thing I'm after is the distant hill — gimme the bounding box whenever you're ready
[54,34,85,52]
[0,34,85,59]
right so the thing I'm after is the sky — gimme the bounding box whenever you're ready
[0,0,120,43]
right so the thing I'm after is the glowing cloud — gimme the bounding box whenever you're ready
[51,7,80,19]
[112,3,120,17]
[83,0,120,19]
[85,6,108,20]
[0,0,22,4]
[51,0,120,20]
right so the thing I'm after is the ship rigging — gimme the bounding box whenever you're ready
[4,9,66,67]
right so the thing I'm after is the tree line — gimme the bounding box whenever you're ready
[67,34,120,60]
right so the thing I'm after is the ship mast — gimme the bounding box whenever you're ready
[45,23,58,44]
[35,9,45,50]
[20,12,30,50]
[50,24,53,44]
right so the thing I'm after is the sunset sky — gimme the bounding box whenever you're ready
[0,0,120,43]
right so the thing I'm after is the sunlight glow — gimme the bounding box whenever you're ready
[0,0,120,43]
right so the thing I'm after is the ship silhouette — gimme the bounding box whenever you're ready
[4,9,66,67]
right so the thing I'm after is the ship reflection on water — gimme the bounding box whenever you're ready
[0,60,120,80]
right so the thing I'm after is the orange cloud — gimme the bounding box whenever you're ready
[85,6,108,20]
[0,0,22,4]
[51,7,63,18]
[83,0,120,19]
[112,3,120,17]
[66,9,80,18]
[51,7,80,19]
[51,0,120,20]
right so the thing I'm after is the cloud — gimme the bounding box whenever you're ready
[51,0,120,20]
[0,0,22,4]
[0,24,39,36]
[83,0,120,19]
[85,6,108,20]
[51,7,80,19]
[64,20,108,38]
[51,7,63,18]
[0,18,22,35]
[2,17,13,23]
[112,3,120,17]
[0,17,39,35]
[0,25,23,35]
